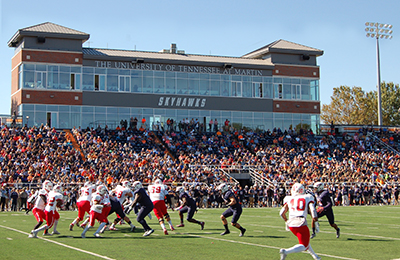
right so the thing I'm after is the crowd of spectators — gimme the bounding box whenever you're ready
[0,120,400,211]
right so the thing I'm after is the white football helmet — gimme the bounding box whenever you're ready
[84,181,92,188]
[42,180,53,192]
[154,179,162,185]
[314,182,324,193]
[176,187,185,195]
[217,183,229,194]
[53,185,63,193]
[97,185,108,196]
[132,181,142,191]
[122,181,132,189]
[291,183,305,196]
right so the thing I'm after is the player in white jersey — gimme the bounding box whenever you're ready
[81,185,109,238]
[70,181,96,230]
[30,185,64,238]
[279,183,321,260]
[148,179,175,235]
[109,181,133,230]
[28,181,53,237]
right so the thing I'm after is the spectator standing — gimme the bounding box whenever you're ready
[10,188,19,211]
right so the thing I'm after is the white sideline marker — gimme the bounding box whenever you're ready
[0,224,116,260]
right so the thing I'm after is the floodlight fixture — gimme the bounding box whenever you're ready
[364,22,394,126]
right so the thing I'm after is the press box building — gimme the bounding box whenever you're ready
[8,22,323,131]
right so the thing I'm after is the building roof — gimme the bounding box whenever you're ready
[242,39,323,59]
[83,48,275,69]
[8,22,89,47]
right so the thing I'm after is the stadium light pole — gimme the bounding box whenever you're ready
[365,22,393,126]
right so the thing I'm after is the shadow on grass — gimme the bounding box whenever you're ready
[347,237,390,242]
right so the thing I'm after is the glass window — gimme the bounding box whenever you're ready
[23,71,35,88]
[35,71,47,88]
[273,77,282,83]
[166,78,176,94]
[82,74,94,91]
[210,80,220,96]
[143,71,153,77]
[46,105,58,112]
[177,72,188,79]
[36,64,47,71]
[143,76,153,93]
[274,83,282,99]
[301,84,310,100]
[119,75,130,92]
[221,81,230,96]
[283,84,291,99]
[188,78,199,95]
[119,69,130,75]
[48,66,58,72]
[291,78,301,84]
[60,66,70,72]
[47,71,58,89]
[264,83,273,98]
[154,77,165,94]
[107,68,119,75]
[199,79,209,95]
[177,78,187,94]
[83,67,94,74]
[95,68,106,74]
[23,104,34,111]
[24,64,35,71]
[58,106,69,112]
[71,66,82,73]
[242,82,252,97]
[82,106,94,113]
[253,82,262,98]
[35,105,46,111]
[107,75,118,92]
[59,73,70,90]
[283,78,291,84]
[131,72,142,93]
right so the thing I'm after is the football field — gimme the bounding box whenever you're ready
[0,206,399,260]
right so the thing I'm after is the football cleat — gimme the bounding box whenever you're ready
[109,227,119,231]
[143,229,154,237]
[220,230,230,236]
[336,228,340,238]
[52,231,60,235]
[69,224,74,231]
[130,225,136,232]
[177,223,185,227]
[81,233,86,238]
[239,228,246,237]
[163,229,169,235]
[200,222,205,230]
[94,233,102,238]
[311,233,316,239]
[279,249,287,260]
[170,226,175,231]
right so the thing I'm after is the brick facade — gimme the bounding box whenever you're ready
[273,64,319,78]
[273,100,320,114]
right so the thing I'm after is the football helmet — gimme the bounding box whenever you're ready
[154,179,163,185]
[53,185,63,193]
[291,183,305,196]
[84,181,92,188]
[176,187,185,195]
[42,180,53,192]
[217,183,229,194]
[97,185,108,196]
[314,182,324,193]
[122,181,132,189]
[132,181,142,191]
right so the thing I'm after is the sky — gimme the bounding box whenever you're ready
[0,0,399,116]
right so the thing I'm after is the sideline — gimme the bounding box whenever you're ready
[0,224,116,260]
[179,232,360,260]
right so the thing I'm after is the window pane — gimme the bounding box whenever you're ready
[143,77,153,93]
[82,74,94,91]
[59,73,70,90]
[154,78,165,94]
[166,78,175,94]
[131,76,142,93]
[210,80,220,96]
[107,75,118,92]
[23,71,35,88]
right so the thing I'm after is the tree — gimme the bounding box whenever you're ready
[321,86,376,125]
[321,82,400,126]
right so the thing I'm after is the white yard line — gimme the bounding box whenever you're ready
[179,232,360,260]
[0,224,116,260]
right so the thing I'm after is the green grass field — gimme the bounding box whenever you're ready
[1,206,399,260]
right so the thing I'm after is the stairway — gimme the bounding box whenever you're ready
[64,129,86,161]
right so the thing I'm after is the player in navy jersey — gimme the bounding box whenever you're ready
[100,195,136,233]
[312,182,340,239]
[126,181,154,237]
[175,187,205,229]
[217,183,246,236]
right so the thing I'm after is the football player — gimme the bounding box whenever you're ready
[28,181,53,237]
[279,183,321,260]
[108,180,134,230]
[217,183,246,236]
[126,181,155,236]
[312,182,340,239]
[81,185,109,238]
[30,184,64,238]
[99,194,136,233]
[69,181,96,231]
[175,187,205,230]
[148,178,175,235]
